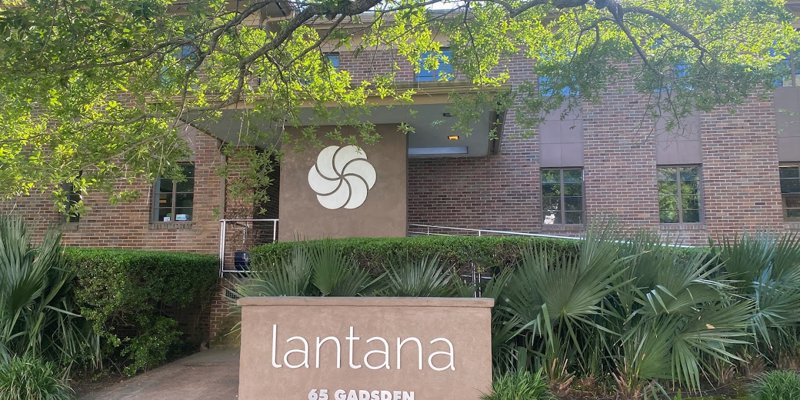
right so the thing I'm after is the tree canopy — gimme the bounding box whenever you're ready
[0,0,796,207]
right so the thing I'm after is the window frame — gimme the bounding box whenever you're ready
[324,52,340,70]
[151,163,195,223]
[780,163,800,221]
[657,165,703,224]
[541,167,585,226]
[537,74,573,98]
[415,47,454,82]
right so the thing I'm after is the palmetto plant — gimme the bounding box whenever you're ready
[493,228,627,381]
[610,235,751,396]
[380,255,470,297]
[0,217,98,370]
[235,240,380,298]
[712,234,800,365]
[492,229,753,399]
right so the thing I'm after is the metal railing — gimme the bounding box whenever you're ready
[408,223,697,248]
[408,223,583,241]
[219,218,279,276]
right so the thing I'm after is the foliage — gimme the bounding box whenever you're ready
[0,217,98,370]
[239,232,800,399]
[235,240,380,298]
[64,248,217,374]
[249,235,585,276]
[0,0,796,204]
[380,255,470,297]
[483,230,793,399]
[120,317,182,377]
[711,234,800,364]
[750,370,800,400]
[481,370,555,400]
[0,355,74,400]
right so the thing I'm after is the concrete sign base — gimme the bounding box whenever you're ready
[238,297,494,400]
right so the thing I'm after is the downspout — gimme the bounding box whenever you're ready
[218,139,227,277]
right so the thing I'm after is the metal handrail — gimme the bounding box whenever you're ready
[219,218,279,276]
[408,223,697,248]
[408,223,583,241]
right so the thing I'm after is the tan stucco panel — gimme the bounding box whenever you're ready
[279,125,408,240]
[238,297,494,400]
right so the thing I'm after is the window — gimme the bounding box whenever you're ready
[152,163,194,222]
[654,62,692,93]
[538,75,572,97]
[775,53,800,87]
[658,166,701,223]
[541,168,584,225]
[416,48,453,82]
[324,52,340,70]
[60,182,82,223]
[780,165,800,220]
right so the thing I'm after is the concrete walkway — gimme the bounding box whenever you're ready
[79,348,239,400]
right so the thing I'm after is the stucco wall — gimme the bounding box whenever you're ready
[278,125,408,241]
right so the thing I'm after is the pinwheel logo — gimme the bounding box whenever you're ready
[307,145,377,210]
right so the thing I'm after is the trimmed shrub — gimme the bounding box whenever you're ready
[482,370,554,400]
[250,236,582,276]
[750,370,800,400]
[0,355,74,400]
[64,248,218,375]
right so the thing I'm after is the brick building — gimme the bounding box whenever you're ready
[3,10,800,337]
[6,51,794,246]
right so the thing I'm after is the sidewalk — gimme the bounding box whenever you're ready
[78,348,239,400]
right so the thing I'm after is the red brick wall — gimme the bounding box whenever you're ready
[701,96,785,238]
[1,125,226,252]
[407,60,794,245]
[581,64,660,235]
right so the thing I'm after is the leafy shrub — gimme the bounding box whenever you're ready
[750,370,800,400]
[250,236,582,276]
[0,355,74,400]
[64,248,217,374]
[482,370,554,400]
[0,217,97,370]
[120,317,182,376]
[250,235,704,277]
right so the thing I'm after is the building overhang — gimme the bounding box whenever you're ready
[190,83,508,158]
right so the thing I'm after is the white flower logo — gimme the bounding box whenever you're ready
[307,145,377,210]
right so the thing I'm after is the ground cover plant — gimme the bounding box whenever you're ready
[749,370,800,400]
[0,354,74,400]
[0,217,97,399]
[0,217,220,398]
[243,231,800,399]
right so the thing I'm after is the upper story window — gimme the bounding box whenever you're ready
[541,168,584,225]
[658,165,701,223]
[152,163,194,223]
[538,75,572,97]
[775,53,800,87]
[416,48,453,82]
[780,164,800,220]
[324,52,340,70]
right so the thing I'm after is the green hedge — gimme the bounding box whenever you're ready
[63,248,218,375]
[250,235,708,276]
[250,236,582,275]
